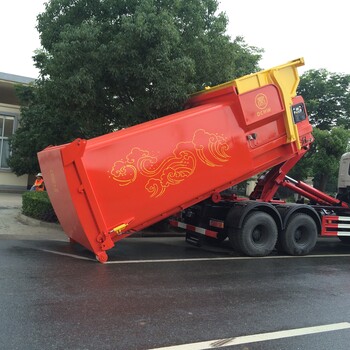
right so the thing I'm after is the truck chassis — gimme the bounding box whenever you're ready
[170,164,350,257]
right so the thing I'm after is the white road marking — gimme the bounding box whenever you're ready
[104,253,350,264]
[39,249,95,261]
[148,322,350,350]
[39,248,350,263]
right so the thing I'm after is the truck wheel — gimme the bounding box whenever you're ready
[96,252,108,263]
[228,228,240,252]
[281,213,317,255]
[234,212,278,256]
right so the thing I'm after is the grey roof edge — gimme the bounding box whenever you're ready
[0,72,35,84]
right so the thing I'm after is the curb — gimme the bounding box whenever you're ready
[17,213,63,231]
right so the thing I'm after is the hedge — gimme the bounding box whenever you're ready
[22,191,58,223]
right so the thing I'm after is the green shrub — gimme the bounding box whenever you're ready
[22,191,58,223]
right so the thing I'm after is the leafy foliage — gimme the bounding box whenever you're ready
[9,0,263,175]
[289,69,350,192]
[22,191,58,223]
[310,127,350,191]
[289,127,350,192]
[298,69,350,130]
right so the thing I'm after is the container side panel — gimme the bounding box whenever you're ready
[83,102,249,233]
[78,85,297,234]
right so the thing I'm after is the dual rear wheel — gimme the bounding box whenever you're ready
[229,212,277,256]
[228,211,317,257]
[280,213,317,255]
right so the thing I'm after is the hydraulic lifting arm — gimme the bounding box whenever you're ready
[250,155,349,208]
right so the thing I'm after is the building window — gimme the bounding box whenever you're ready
[0,115,15,169]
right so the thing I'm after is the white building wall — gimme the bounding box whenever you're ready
[0,172,27,190]
[0,103,19,114]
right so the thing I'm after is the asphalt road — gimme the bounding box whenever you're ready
[1,193,350,349]
[1,233,350,349]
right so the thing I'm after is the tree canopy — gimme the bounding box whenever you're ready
[298,69,350,130]
[290,68,350,192]
[9,0,263,175]
[289,127,350,192]
[310,127,350,192]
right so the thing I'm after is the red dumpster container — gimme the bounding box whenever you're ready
[38,58,311,262]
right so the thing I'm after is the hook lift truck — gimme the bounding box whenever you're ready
[38,58,350,263]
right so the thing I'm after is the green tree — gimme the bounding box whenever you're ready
[290,127,350,193]
[298,69,350,130]
[310,127,350,192]
[9,0,262,175]
[289,69,350,190]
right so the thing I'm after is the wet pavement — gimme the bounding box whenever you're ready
[1,192,350,349]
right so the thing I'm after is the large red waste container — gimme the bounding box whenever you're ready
[38,58,311,262]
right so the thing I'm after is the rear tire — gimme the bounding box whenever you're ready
[231,211,278,256]
[227,228,240,252]
[280,213,317,255]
